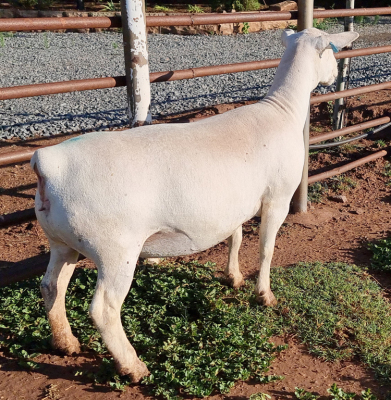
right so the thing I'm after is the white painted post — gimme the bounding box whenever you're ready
[333,0,355,130]
[120,0,152,127]
[292,0,313,214]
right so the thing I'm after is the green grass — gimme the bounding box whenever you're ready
[187,4,204,13]
[294,385,378,399]
[330,174,357,193]
[154,4,172,12]
[369,237,391,272]
[1,261,391,397]
[354,15,380,25]
[269,262,391,382]
[313,18,338,30]
[0,262,284,398]
[308,181,328,203]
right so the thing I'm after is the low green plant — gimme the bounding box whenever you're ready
[308,181,328,203]
[313,18,338,30]
[242,22,250,34]
[102,0,118,11]
[369,237,391,272]
[295,387,320,399]
[210,0,260,12]
[295,385,377,400]
[375,139,387,148]
[328,383,356,399]
[187,4,204,13]
[383,161,391,177]
[373,15,380,25]
[327,100,334,124]
[249,392,271,400]
[330,174,357,193]
[43,32,50,49]
[269,262,391,383]
[361,388,378,400]
[2,262,391,397]
[0,262,284,399]
[354,15,380,25]
[154,5,172,12]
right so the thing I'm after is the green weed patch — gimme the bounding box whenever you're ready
[270,262,391,383]
[1,261,391,397]
[0,262,283,398]
[369,237,391,272]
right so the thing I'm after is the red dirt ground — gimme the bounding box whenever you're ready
[1,91,391,399]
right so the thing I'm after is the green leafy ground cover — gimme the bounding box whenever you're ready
[369,238,391,272]
[1,261,391,398]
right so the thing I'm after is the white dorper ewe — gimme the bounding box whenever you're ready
[31,28,359,382]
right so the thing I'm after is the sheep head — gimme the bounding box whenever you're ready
[282,28,359,87]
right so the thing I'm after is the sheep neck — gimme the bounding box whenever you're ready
[264,41,318,128]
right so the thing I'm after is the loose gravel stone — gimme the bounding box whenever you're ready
[1,19,391,139]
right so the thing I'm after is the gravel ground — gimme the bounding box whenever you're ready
[1,18,391,139]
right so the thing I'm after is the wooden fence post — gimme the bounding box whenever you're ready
[292,0,314,213]
[120,0,152,127]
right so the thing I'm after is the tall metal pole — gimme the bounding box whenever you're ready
[333,0,355,130]
[120,0,152,127]
[292,0,313,213]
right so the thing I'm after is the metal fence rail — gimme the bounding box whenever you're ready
[1,45,391,101]
[2,7,391,32]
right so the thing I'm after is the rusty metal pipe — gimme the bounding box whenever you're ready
[0,16,122,32]
[146,11,297,27]
[308,150,387,184]
[2,45,391,101]
[313,8,391,18]
[336,45,391,59]
[311,81,391,104]
[1,8,391,32]
[0,147,46,166]
[0,76,126,101]
[309,116,390,144]
[150,59,281,82]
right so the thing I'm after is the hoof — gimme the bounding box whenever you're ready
[256,291,277,307]
[222,273,245,289]
[52,335,81,355]
[117,360,150,383]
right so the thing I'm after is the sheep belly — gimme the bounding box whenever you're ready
[140,230,220,258]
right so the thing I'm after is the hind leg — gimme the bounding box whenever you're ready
[90,249,149,382]
[41,240,80,354]
[224,226,244,288]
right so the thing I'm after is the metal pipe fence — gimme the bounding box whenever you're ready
[2,7,391,32]
[1,5,390,226]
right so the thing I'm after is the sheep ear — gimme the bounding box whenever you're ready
[328,31,360,50]
[316,31,359,55]
[281,29,296,47]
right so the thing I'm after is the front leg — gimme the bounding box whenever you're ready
[256,202,289,306]
[224,226,244,288]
